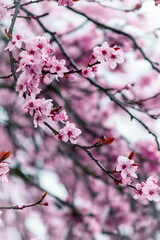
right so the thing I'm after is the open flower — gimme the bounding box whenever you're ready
[58,0,74,6]
[134,177,160,202]
[0,151,11,183]
[57,121,81,144]
[116,156,138,179]
[109,47,124,69]
[93,41,110,62]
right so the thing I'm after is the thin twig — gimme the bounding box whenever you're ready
[0,192,47,210]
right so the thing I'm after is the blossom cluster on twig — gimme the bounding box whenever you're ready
[4,32,124,144]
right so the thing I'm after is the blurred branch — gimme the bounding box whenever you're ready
[11,167,84,217]
[0,74,13,79]
[0,192,48,210]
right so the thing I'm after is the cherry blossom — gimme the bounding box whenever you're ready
[108,47,124,69]
[0,164,9,183]
[92,42,124,69]
[0,0,12,23]
[24,98,53,128]
[50,58,68,80]
[134,177,160,202]
[155,0,160,6]
[93,41,110,62]
[57,121,82,144]
[82,66,98,78]
[54,110,68,123]
[134,183,144,200]
[116,156,138,179]
[33,112,47,128]
[4,31,25,52]
[121,176,132,185]
[143,180,160,202]
[0,151,11,183]
[58,0,74,6]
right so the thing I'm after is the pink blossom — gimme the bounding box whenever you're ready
[23,96,36,115]
[25,36,51,53]
[33,112,47,128]
[50,58,68,80]
[16,73,41,97]
[0,164,9,183]
[42,74,52,85]
[116,156,138,179]
[108,47,124,69]
[134,177,160,202]
[93,41,110,62]
[34,98,53,116]
[57,121,82,144]
[58,0,74,6]
[16,73,28,97]
[134,183,143,200]
[155,0,160,6]
[24,97,53,127]
[82,67,97,78]
[142,181,160,202]
[0,0,12,22]
[56,110,68,123]
[121,176,131,185]
[4,31,25,52]
[93,42,124,69]
[66,74,76,81]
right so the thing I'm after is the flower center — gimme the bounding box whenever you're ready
[149,190,154,195]
[56,66,61,71]
[111,54,116,59]
[102,50,107,55]
[122,164,127,169]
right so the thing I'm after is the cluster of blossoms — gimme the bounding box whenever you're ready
[134,177,160,202]
[116,155,139,185]
[92,41,124,70]
[155,0,160,6]
[81,66,98,78]
[0,0,12,23]
[81,41,124,78]
[116,154,160,203]
[58,0,80,7]
[0,151,11,183]
[5,33,81,143]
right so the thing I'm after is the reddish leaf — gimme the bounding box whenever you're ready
[97,137,115,146]
[135,4,142,10]
[103,137,115,145]
[0,151,11,162]
[114,47,120,51]
[128,151,134,159]
[110,42,117,48]
[133,163,141,167]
